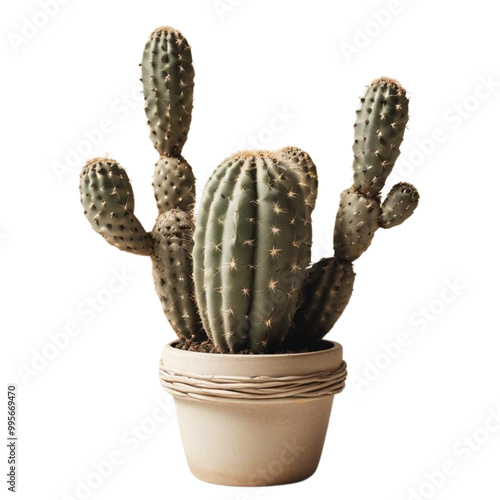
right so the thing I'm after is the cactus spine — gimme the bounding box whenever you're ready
[78,27,420,353]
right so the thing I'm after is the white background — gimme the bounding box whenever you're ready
[2,0,499,499]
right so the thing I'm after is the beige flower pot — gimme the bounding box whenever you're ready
[159,340,347,486]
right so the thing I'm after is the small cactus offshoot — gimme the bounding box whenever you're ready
[79,27,419,353]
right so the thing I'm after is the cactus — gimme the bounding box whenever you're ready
[152,209,204,340]
[291,77,419,342]
[332,78,418,262]
[278,146,318,213]
[142,27,194,157]
[80,158,153,256]
[289,258,355,344]
[79,27,203,343]
[78,26,420,353]
[192,150,314,353]
[142,27,197,217]
[352,77,409,198]
[380,182,419,229]
[333,187,381,261]
[153,155,196,214]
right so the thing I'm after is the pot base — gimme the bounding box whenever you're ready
[176,396,334,486]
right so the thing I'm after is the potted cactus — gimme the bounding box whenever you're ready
[79,26,419,486]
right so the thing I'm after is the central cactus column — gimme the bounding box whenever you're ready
[193,151,314,353]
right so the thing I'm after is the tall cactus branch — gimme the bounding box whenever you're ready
[291,78,419,343]
[79,27,204,343]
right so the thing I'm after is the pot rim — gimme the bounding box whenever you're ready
[160,339,344,379]
[164,339,338,359]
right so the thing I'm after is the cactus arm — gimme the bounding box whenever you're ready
[334,78,417,262]
[289,258,355,343]
[380,182,419,229]
[333,187,381,261]
[141,27,196,216]
[140,26,202,341]
[141,27,194,157]
[79,158,153,256]
[292,78,419,342]
[151,210,205,341]
[153,155,196,214]
[352,77,409,198]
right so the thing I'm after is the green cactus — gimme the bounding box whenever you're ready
[80,158,153,256]
[333,187,382,261]
[278,146,318,213]
[141,27,194,157]
[380,182,419,229]
[333,78,417,262]
[152,209,204,340]
[142,27,197,220]
[193,150,314,353]
[352,77,409,198]
[79,27,203,343]
[291,77,419,340]
[289,258,355,344]
[153,155,196,214]
[78,26,420,353]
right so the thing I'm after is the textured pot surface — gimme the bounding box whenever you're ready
[160,340,345,486]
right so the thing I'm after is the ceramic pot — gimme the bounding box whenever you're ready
[159,340,346,486]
